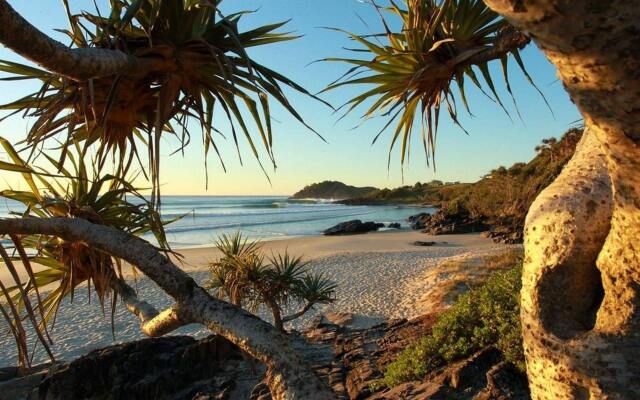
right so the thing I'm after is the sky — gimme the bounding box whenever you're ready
[0,0,581,196]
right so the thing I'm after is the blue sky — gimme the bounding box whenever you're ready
[0,0,581,195]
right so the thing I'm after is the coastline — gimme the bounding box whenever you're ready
[170,229,492,272]
[0,230,507,367]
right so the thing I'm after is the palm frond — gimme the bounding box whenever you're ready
[323,0,542,168]
[0,138,179,367]
[0,0,328,206]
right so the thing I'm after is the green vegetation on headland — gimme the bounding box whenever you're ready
[291,180,378,200]
[340,180,467,205]
[340,129,582,240]
[343,128,581,213]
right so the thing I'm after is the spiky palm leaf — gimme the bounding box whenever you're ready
[296,273,337,304]
[0,137,179,366]
[205,232,336,328]
[205,232,264,307]
[323,0,545,168]
[0,0,327,205]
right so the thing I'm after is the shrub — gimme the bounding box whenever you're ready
[383,261,523,387]
[205,232,337,331]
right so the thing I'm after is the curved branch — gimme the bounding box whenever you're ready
[110,278,189,337]
[460,26,530,66]
[0,0,164,81]
[282,302,315,323]
[0,217,335,400]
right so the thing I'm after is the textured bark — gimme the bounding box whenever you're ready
[267,300,285,332]
[0,217,335,400]
[110,278,188,337]
[0,0,164,81]
[483,1,640,398]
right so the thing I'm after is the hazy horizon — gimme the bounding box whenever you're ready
[0,0,581,196]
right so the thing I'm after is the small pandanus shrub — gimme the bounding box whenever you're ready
[0,0,327,204]
[0,138,177,367]
[205,232,337,331]
[323,0,546,167]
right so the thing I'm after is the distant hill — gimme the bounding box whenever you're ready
[343,128,583,227]
[291,181,378,200]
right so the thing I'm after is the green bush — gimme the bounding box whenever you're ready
[384,262,524,387]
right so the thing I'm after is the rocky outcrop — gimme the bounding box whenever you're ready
[3,313,528,400]
[406,210,524,244]
[370,348,529,399]
[299,313,529,400]
[406,210,487,235]
[386,223,401,229]
[323,220,384,236]
[35,335,261,400]
[481,226,524,244]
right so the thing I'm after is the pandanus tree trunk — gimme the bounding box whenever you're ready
[483,1,640,398]
[0,218,335,399]
[267,300,285,332]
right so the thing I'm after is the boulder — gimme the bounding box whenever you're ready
[323,220,384,236]
[387,223,401,229]
[36,335,261,400]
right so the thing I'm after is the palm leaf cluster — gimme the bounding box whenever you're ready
[0,138,177,366]
[0,0,325,205]
[323,0,544,167]
[205,232,336,330]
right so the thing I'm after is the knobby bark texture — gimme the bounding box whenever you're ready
[484,1,640,398]
[110,278,187,338]
[0,217,335,400]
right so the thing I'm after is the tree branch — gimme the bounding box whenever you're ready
[455,26,530,67]
[282,302,315,323]
[0,217,335,399]
[110,278,189,337]
[0,0,164,81]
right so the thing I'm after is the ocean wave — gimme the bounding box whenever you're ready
[163,209,374,234]
[161,205,360,220]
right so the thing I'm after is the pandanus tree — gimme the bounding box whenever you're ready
[327,0,639,398]
[0,1,334,398]
[0,0,638,398]
[205,232,336,331]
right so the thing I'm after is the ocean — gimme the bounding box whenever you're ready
[0,196,434,248]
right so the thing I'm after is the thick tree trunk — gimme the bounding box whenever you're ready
[483,1,640,398]
[267,301,284,332]
[0,217,335,400]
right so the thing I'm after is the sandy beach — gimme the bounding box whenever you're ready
[0,230,504,367]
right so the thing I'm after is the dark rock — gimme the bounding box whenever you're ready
[0,366,19,382]
[37,335,262,400]
[300,314,437,400]
[406,212,431,230]
[406,210,487,235]
[475,361,531,400]
[387,223,401,229]
[484,225,524,244]
[412,241,437,247]
[371,347,529,400]
[323,220,384,236]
